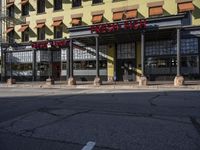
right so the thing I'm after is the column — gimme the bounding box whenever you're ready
[7,52,16,84]
[46,47,54,85]
[67,47,70,80]
[174,28,184,86]
[139,31,147,86]
[68,38,76,85]
[94,36,102,85]
[32,49,36,81]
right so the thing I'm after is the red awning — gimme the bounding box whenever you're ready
[35,23,45,28]
[125,10,137,19]
[4,27,14,34]
[149,6,163,16]
[113,12,123,21]
[51,20,62,27]
[18,25,28,32]
[19,0,28,5]
[71,18,81,25]
[92,15,103,24]
[178,2,194,12]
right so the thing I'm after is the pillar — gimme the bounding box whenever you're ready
[174,28,184,86]
[107,44,115,82]
[67,47,70,80]
[32,49,36,81]
[46,47,54,85]
[7,52,16,84]
[68,39,76,85]
[94,36,102,85]
[138,31,147,86]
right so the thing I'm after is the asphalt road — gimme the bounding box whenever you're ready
[0,88,200,150]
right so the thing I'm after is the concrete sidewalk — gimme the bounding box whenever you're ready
[1,80,200,90]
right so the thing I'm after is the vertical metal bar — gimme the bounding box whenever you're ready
[70,39,73,78]
[51,50,53,78]
[32,49,36,81]
[10,52,12,79]
[4,51,7,81]
[141,31,145,76]
[96,36,99,77]
[48,48,51,79]
[0,47,3,82]
[177,28,181,76]
[67,47,70,79]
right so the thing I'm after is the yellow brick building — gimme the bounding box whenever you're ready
[2,0,200,85]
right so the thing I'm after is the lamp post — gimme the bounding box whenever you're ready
[46,42,54,85]
[7,46,16,84]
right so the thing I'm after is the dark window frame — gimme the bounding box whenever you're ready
[22,28,29,42]
[7,5,14,17]
[92,0,103,4]
[37,0,45,14]
[54,0,62,11]
[72,0,82,8]
[22,3,29,16]
[37,27,45,40]
[7,30,14,43]
[54,26,63,39]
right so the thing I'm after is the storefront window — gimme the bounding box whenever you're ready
[117,43,135,59]
[74,60,107,70]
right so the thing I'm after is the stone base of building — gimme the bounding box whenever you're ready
[107,76,114,82]
[68,77,76,85]
[7,78,16,85]
[46,78,55,85]
[138,76,148,86]
[174,76,184,86]
[94,77,102,86]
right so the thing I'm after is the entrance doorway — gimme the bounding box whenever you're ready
[116,43,136,81]
[116,59,135,81]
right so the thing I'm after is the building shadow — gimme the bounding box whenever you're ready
[193,5,200,19]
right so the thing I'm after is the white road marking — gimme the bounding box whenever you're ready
[81,141,96,150]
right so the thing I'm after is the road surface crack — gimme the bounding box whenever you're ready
[148,94,160,106]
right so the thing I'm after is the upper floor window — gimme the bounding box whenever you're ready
[18,25,29,42]
[22,28,29,42]
[54,0,62,11]
[7,3,14,17]
[21,2,29,16]
[37,0,45,13]
[72,0,81,8]
[54,26,63,39]
[7,28,14,43]
[92,0,103,4]
[35,23,45,40]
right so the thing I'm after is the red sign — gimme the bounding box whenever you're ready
[32,40,69,49]
[91,19,147,33]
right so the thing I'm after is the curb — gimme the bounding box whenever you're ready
[1,83,200,90]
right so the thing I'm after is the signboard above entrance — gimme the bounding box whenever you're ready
[91,19,147,33]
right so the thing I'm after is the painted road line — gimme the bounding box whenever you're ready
[81,141,96,150]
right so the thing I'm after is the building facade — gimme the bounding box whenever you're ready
[1,0,200,84]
